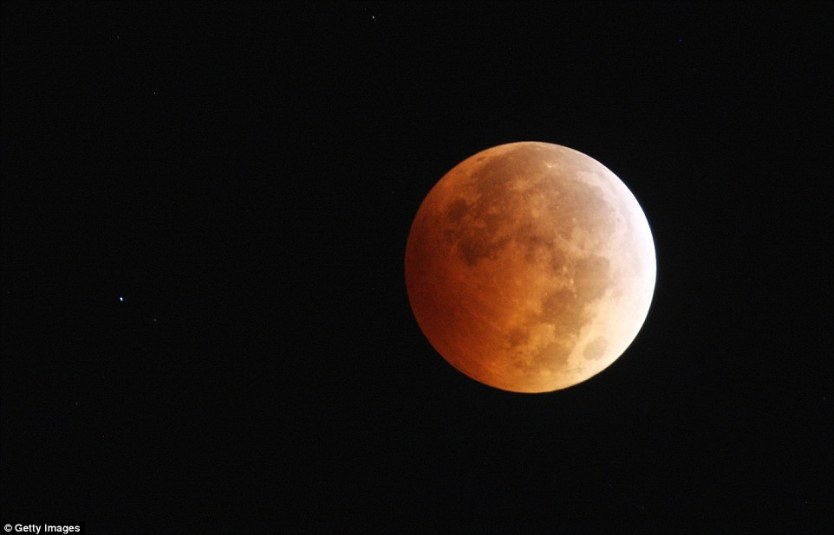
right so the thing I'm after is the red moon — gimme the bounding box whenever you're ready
[405,142,656,393]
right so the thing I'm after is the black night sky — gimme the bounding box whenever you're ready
[2,2,831,533]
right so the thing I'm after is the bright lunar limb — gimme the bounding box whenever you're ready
[405,142,656,393]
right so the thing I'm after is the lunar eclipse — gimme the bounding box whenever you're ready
[405,142,656,393]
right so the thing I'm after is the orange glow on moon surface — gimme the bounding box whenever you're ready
[405,142,656,393]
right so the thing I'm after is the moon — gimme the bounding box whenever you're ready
[404,142,656,393]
